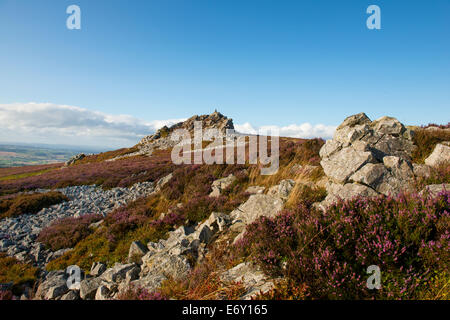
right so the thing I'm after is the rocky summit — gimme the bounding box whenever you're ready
[0,112,449,301]
[318,113,434,208]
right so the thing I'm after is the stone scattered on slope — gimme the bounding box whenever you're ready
[245,186,265,195]
[127,241,149,264]
[420,183,450,198]
[209,174,237,197]
[65,153,86,166]
[424,142,450,168]
[35,270,69,300]
[0,180,157,268]
[220,262,275,300]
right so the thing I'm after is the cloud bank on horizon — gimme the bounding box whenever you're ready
[0,103,336,148]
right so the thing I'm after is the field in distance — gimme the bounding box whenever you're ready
[0,144,105,168]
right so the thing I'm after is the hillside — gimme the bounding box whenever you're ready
[0,144,103,168]
[0,112,449,300]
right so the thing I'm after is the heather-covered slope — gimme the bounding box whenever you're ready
[0,112,449,300]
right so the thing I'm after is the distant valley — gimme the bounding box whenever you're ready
[0,144,106,168]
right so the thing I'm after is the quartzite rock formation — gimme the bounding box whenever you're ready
[318,112,449,208]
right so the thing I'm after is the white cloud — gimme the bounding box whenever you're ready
[0,102,335,150]
[235,122,336,139]
[0,102,184,148]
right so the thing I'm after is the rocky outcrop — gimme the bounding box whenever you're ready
[425,142,450,167]
[209,174,237,197]
[65,153,86,166]
[140,111,234,147]
[35,270,70,300]
[319,113,419,208]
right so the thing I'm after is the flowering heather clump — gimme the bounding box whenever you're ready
[0,163,61,180]
[0,191,69,219]
[0,152,175,195]
[237,191,450,299]
[37,214,103,251]
[116,285,167,300]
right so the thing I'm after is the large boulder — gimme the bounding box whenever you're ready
[140,251,191,280]
[79,277,104,300]
[230,194,284,225]
[318,113,419,208]
[425,142,450,167]
[35,271,69,300]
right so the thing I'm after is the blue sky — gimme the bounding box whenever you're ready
[0,0,449,147]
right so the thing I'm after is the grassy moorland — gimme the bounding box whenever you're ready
[0,129,449,300]
[0,191,69,219]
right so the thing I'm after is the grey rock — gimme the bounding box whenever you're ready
[95,285,111,300]
[420,184,450,198]
[125,265,141,283]
[198,225,214,244]
[209,174,237,197]
[127,241,149,264]
[80,277,103,300]
[425,143,450,168]
[35,271,68,300]
[244,186,265,195]
[267,179,295,201]
[318,113,419,207]
[336,112,372,131]
[100,263,136,283]
[141,251,191,280]
[90,262,107,277]
[60,290,80,300]
[321,147,375,184]
[129,274,167,294]
[220,262,274,300]
[230,194,284,225]
[413,163,432,179]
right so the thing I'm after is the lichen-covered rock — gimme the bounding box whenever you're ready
[127,241,149,264]
[35,270,68,300]
[318,113,420,208]
[220,262,274,300]
[209,174,237,197]
[79,277,103,300]
[267,179,295,201]
[420,183,450,197]
[321,148,375,184]
[230,194,284,225]
[100,263,137,283]
[90,262,107,277]
[425,142,450,168]
[140,251,191,280]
